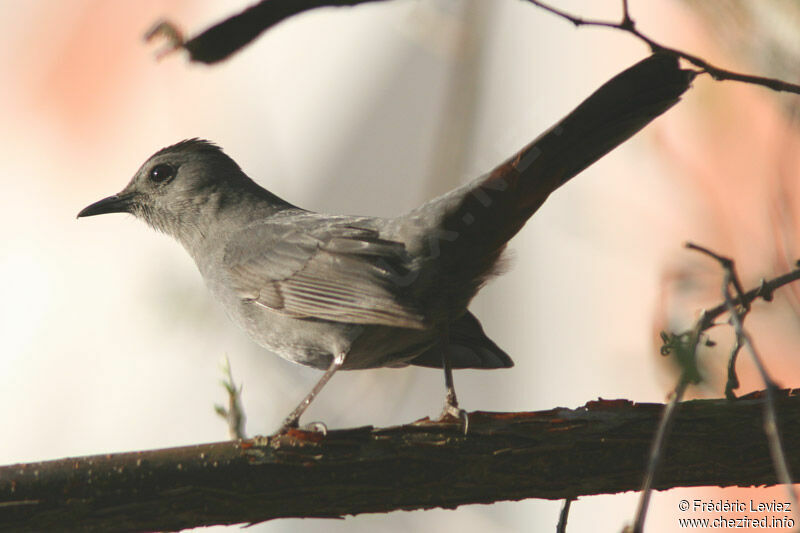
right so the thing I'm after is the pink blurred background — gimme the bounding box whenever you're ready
[2,0,799,531]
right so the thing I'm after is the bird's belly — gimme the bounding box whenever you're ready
[233,301,438,370]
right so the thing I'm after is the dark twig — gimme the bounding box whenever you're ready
[556,497,573,533]
[641,245,800,531]
[213,356,247,440]
[629,374,689,533]
[726,330,800,525]
[144,0,800,96]
[525,0,800,95]
[695,263,800,331]
[621,0,632,27]
[686,242,751,398]
[725,334,744,400]
[145,0,392,64]
[687,243,800,523]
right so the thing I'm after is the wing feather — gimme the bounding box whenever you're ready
[223,219,426,328]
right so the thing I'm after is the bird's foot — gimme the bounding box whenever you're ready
[439,401,469,435]
[299,421,328,435]
[275,415,328,436]
[275,413,299,435]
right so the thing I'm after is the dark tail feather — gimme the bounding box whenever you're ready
[442,54,694,261]
[497,53,693,220]
[408,311,513,369]
[402,54,693,311]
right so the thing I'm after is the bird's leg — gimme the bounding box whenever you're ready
[277,352,345,434]
[438,324,469,434]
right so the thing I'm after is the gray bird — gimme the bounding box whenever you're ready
[78,54,692,432]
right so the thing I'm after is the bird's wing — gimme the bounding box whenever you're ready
[222,219,427,329]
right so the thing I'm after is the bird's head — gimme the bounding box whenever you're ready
[78,139,274,241]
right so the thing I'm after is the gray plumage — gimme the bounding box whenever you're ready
[78,54,692,429]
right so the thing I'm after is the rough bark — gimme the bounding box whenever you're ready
[1,390,798,532]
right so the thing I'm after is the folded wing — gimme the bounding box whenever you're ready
[223,218,427,329]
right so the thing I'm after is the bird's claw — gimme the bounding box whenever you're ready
[300,421,328,435]
[439,403,469,435]
[276,414,299,435]
[276,417,328,436]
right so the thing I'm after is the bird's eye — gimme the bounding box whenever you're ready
[149,164,176,183]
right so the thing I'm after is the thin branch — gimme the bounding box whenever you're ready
[556,497,573,533]
[621,0,632,26]
[630,378,689,533]
[692,262,800,331]
[144,0,800,96]
[145,0,393,63]
[685,241,752,399]
[3,393,800,532]
[730,329,800,523]
[688,243,800,523]
[213,356,247,440]
[639,246,800,531]
[631,309,707,531]
[524,0,800,95]
[725,333,744,399]
[657,258,800,386]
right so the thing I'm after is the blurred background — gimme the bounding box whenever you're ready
[2,0,800,531]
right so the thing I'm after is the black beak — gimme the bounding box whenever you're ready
[77,194,134,218]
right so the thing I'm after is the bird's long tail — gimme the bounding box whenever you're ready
[482,53,693,229]
[407,53,694,303]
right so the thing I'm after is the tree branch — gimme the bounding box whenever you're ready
[686,243,800,518]
[146,0,392,63]
[145,0,800,96]
[524,0,800,95]
[3,391,800,532]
